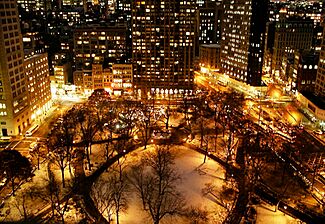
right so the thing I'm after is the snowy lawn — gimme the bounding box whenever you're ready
[93,145,233,224]
[255,203,297,224]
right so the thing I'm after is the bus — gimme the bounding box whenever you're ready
[25,124,39,137]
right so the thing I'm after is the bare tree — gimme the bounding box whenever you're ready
[75,106,99,171]
[60,112,77,174]
[209,92,225,152]
[13,194,31,221]
[118,100,141,140]
[179,92,191,128]
[128,162,148,210]
[0,150,33,196]
[137,103,153,149]
[29,142,46,170]
[36,168,71,223]
[91,178,115,223]
[185,206,209,224]
[108,172,130,224]
[47,135,69,188]
[201,183,233,211]
[129,146,186,224]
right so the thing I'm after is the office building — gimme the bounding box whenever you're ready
[197,1,223,45]
[199,44,221,71]
[0,0,30,136]
[290,50,319,93]
[111,64,133,94]
[315,22,325,96]
[221,0,268,86]
[73,63,132,95]
[73,24,127,75]
[17,0,51,12]
[132,0,196,97]
[24,53,52,122]
[22,32,45,58]
[271,14,313,79]
[53,63,69,88]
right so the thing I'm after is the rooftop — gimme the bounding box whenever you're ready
[301,91,325,110]
[201,44,221,48]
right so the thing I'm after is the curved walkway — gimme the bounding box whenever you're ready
[74,144,138,224]
[32,131,323,223]
[185,142,324,224]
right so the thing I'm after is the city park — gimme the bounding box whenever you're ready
[0,85,324,224]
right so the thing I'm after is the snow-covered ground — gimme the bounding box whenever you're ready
[255,203,297,224]
[0,158,84,223]
[94,145,231,224]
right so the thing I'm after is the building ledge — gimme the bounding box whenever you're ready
[300,92,325,110]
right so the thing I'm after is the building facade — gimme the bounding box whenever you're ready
[73,24,127,76]
[221,0,268,87]
[0,0,30,136]
[111,63,133,94]
[315,22,325,96]
[132,0,196,98]
[17,0,52,12]
[24,53,52,123]
[197,2,223,45]
[290,50,319,93]
[73,63,132,95]
[199,44,221,71]
[53,63,69,89]
[22,32,44,58]
[271,14,313,78]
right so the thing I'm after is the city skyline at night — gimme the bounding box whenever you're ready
[0,0,324,223]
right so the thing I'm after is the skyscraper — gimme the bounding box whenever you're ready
[197,1,223,45]
[17,0,51,12]
[271,14,313,79]
[315,21,325,96]
[0,0,30,136]
[132,0,196,98]
[221,0,268,86]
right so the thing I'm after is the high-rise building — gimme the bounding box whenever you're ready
[197,1,223,45]
[73,24,127,92]
[22,32,45,58]
[290,49,319,93]
[73,24,127,74]
[17,0,51,12]
[315,22,325,96]
[221,0,269,86]
[111,64,133,93]
[199,44,221,71]
[132,0,196,97]
[271,14,313,79]
[0,0,30,136]
[24,53,52,122]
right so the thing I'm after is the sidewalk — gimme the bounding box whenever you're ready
[255,203,297,224]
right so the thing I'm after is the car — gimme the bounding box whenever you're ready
[29,142,39,150]
[314,129,323,135]
[0,136,11,141]
[0,178,7,187]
